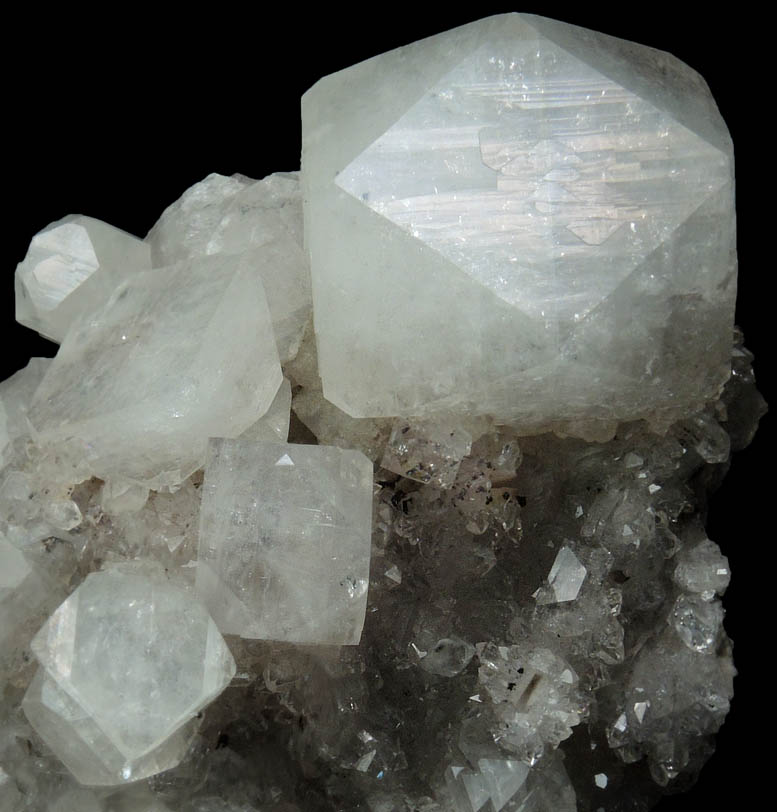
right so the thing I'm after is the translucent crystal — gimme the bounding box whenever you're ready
[670,594,724,652]
[381,419,473,488]
[418,638,475,677]
[238,377,291,444]
[147,172,311,361]
[444,751,575,812]
[23,571,235,786]
[196,439,373,644]
[303,13,735,432]
[15,215,151,343]
[28,254,282,489]
[535,546,587,604]
[0,358,51,465]
[673,538,730,599]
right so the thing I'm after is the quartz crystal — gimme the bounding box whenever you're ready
[27,253,282,490]
[303,13,735,433]
[196,439,373,644]
[15,216,151,344]
[0,13,765,812]
[22,571,235,786]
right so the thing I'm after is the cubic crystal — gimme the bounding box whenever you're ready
[196,439,373,644]
[303,13,735,432]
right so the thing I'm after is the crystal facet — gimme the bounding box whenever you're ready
[147,172,311,361]
[15,215,151,343]
[196,439,373,644]
[22,571,235,786]
[303,13,735,432]
[28,254,282,489]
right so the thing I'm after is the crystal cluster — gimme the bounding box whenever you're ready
[0,12,765,812]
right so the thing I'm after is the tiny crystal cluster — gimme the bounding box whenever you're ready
[0,13,766,812]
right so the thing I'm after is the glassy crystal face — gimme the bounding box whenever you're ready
[15,215,151,344]
[146,172,311,362]
[196,439,373,644]
[303,13,736,431]
[27,254,282,489]
[23,571,235,786]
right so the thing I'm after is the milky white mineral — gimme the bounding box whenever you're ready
[15,215,151,344]
[147,172,311,361]
[196,439,373,644]
[22,571,235,786]
[27,253,282,490]
[302,13,735,433]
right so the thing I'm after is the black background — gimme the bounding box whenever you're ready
[4,6,769,809]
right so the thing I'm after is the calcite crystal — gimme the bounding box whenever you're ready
[196,439,373,644]
[0,12,765,812]
[302,13,735,433]
[22,571,235,786]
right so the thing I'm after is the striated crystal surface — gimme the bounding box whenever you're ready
[22,571,235,786]
[196,439,373,644]
[303,13,735,433]
[27,253,282,490]
[15,216,151,344]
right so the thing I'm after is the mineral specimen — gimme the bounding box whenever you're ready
[196,439,373,644]
[21,571,235,786]
[302,13,735,434]
[0,11,765,812]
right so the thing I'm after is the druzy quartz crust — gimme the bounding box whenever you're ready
[0,12,766,812]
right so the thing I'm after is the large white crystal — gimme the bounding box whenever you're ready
[196,439,373,644]
[23,571,235,785]
[302,13,735,431]
[27,254,282,489]
[15,215,151,343]
[147,172,311,361]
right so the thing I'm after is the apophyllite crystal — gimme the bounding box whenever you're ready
[21,571,235,786]
[0,12,765,812]
[302,13,735,433]
[196,439,373,644]
[14,216,151,344]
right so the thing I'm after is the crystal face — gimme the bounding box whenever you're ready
[22,571,235,786]
[196,439,373,644]
[27,253,282,489]
[303,13,735,431]
[147,172,311,362]
[15,215,151,344]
